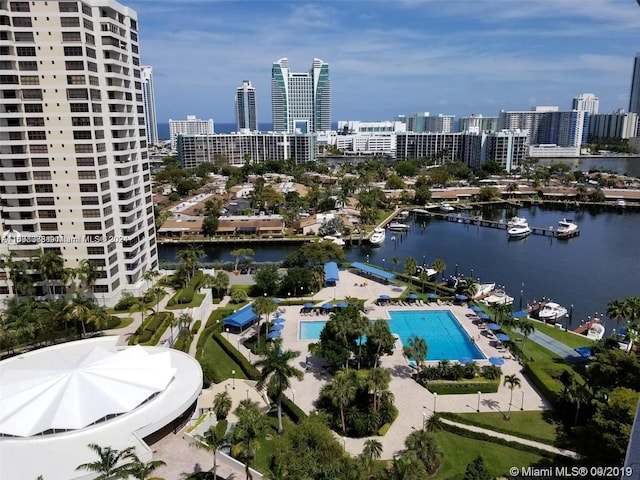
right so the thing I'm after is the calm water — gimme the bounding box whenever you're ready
[159,206,640,332]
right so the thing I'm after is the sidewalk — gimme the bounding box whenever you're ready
[523,329,584,362]
[439,418,582,459]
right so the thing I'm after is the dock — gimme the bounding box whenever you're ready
[423,212,580,239]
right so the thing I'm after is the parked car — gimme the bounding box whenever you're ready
[249,266,256,274]
[240,266,249,274]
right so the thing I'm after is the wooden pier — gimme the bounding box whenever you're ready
[424,212,580,239]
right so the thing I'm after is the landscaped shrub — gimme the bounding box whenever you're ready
[114,293,136,311]
[191,320,202,334]
[426,379,500,395]
[213,331,260,380]
[524,363,581,405]
[281,394,307,423]
[179,285,195,304]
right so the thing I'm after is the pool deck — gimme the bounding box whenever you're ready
[266,270,551,459]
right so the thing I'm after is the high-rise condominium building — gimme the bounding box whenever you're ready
[0,0,158,306]
[235,80,257,132]
[141,65,158,144]
[572,93,599,115]
[169,115,214,150]
[629,53,640,114]
[271,57,331,133]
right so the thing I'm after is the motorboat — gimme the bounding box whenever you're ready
[388,222,410,232]
[556,219,579,238]
[507,216,528,228]
[616,199,626,208]
[538,302,568,322]
[369,227,386,245]
[507,223,531,239]
[473,282,496,299]
[586,322,605,341]
[482,290,514,306]
[322,235,345,246]
[439,203,455,213]
[397,210,410,220]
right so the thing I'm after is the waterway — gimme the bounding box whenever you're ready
[159,205,640,333]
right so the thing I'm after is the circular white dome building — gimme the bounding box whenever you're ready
[0,336,202,480]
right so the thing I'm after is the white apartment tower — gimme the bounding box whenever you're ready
[141,65,158,145]
[169,115,214,150]
[0,0,158,306]
[271,57,331,133]
[235,80,257,132]
[572,93,599,115]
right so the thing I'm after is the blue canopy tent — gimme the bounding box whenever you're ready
[222,305,260,332]
[486,323,501,331]
[496,333,511,342]
[488,356,504,366]
[324,262,340,286]
[350,262,397,283]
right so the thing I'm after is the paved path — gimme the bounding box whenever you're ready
[523,329,584,362]
[439,419,582,459]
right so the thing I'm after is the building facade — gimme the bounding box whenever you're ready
[406,112,455,133]
[458,114,499,133]
[0,0,158,306]
[177,132,317,169]
[271,57,331,133]
[629,53,640,114]
[573,93,599,115]
[141,65,158,145]
[235,80,257,132]
[589,110,639,139]
[168,115,214,150]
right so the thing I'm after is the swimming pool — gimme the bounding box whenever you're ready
[299,310,484,361]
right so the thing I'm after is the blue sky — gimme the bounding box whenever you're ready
[130,0,640,124]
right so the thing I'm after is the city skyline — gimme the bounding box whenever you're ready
[130,0,640,123]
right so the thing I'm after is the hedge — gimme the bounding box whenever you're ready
[179,285,195,304]
[377,406,398,436]
[280,394,307,423]
[129,311,174,346]
[426,379,500,395]
[191,320,202,334]
[213,331,260,381]
[438,412,556,446]
[524,362,581,406]
[439,420,561,460]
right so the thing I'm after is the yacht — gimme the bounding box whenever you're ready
[556,219,579,238]
[616,199,626,209]
[322,235,345,246]
[397,210,410,220]
[369,227,386,245]
[507,223,531,239]
[538,302,568,322]
[586,322,606,341]
[388,222,410,232]
[507,216,528,228]
[439,203,455,213]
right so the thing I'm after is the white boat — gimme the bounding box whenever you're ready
[586,322,605,341]
[483,290,514,306]
[440,203,455,212]
[538,302,568,322]
[369,227,386,245]
[397,210,410,219]
[473,282,496,299]
[322,235,345,246]
[388,222,410,231]
[616,199,626,208]
[507,216,528,228]
[507,224,531,239]
[556,219,579,238]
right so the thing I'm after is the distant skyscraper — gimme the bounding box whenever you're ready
[169,116,214,150]
[141,66,159,144]
[630,53,640,114]
[573,93,599,115]
[271,58,331,133]
[235,81,257,131]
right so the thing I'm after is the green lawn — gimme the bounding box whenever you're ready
[434,430,553,480]
[199,334,247,383]
[505,328,563,364]
[528,321,594,349]
[452,410,561,445]
[104,316,133,330]
[166,293,206,310]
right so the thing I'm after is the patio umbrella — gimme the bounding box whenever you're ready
[407,293,419,299]
[488,356,504,366]
[274,298,281,304]
[455,294,468,301]
[427,293,439,299]
[575,346,592,358]
[270,324,284,331]
[478,312,491,320]
[336,301,349,308]
[322,303,334,309]
[511,310,529,318]
[379,294,390,300]
[267,331,281,339]
[458,357,472,365]
[303,302,314,308]
[272,317,285,324]
[495,333,511,342]
[486,323,501,331]
[470,305,483,312]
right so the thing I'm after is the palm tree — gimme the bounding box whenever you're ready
[404,429,443,474]
[192,423,230,480]
[389,450,428,480]
[231,248,254,272]
[404,257,417,286]
[130,296,152,329]
[231,399,270,480]
[391,257,400,271]
[419,268,430,294]
[518,319,535,356]
[212,390,232,420]
[254,338,303,433]
[362,438,383,463]
[176,245,205,283]
[148,286,166,316]
[607,298,629,334]
[459,277,478,299]
[352,312,370,370]
[503,374,521,420]
[75,443,136,479]
[626,296,640,325]
[403,334,428,369]
[324,370,358,433]
[126,455,166,480]
[252,296,277,349]
[142,268,160,289]
[367,367,391,411]
[76,258,101,298]
[37,249,64,298]
[431,258,446,288]
[178,311,193,332]
[559,379,591,428]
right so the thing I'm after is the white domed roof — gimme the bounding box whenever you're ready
[0,344,176,437]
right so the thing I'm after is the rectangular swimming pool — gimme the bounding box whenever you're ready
[299,310,485,361]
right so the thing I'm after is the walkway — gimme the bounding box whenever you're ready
[439,419,582,459]
[523,329,584,362]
